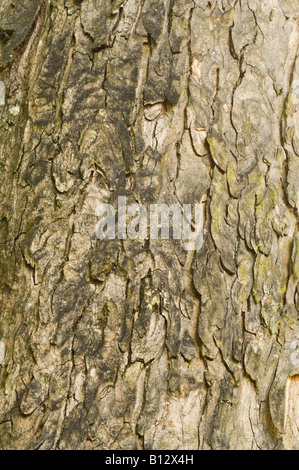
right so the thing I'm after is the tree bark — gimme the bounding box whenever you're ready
[0,0,299,450]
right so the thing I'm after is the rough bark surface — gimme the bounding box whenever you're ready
[0,0,299,450]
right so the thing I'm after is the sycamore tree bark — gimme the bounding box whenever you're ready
[0,0,299,451]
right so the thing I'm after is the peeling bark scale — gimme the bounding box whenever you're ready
[0,0,299,451]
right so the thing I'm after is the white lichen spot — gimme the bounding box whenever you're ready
[9,105,20,116]
[88,130,97,141]
[0,81,5,106]
[0,340,5,365]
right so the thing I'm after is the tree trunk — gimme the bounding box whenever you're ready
[0,0,299,451]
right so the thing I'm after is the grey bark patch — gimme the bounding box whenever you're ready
[0,340,5,364]
[0,81,5,105]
